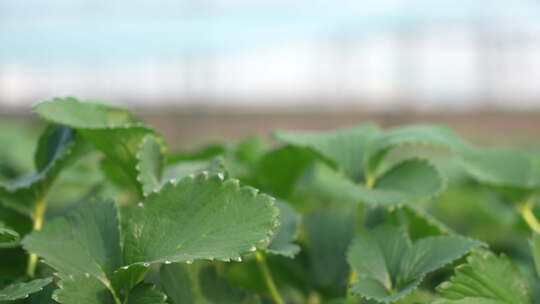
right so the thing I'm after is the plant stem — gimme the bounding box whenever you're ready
[518,197,540,233]
[27,198,47,277]
[255,251,284,304]
[365,174,376,189]
[347,174,377,301]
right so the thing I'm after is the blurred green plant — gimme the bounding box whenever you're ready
[0,97,539,304]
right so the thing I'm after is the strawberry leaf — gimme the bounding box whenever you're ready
[366,205,450,240]
[274,124,378,182]
[53,274,116,304]
[33,97,135,128]
[34,97,166,198]
[275,124,466,184]
[434,249,531,304]
[123,172,279,265]
[162,157,226,183]
[347,226,483,303]
[265,201,301,258]
[256,146,314,199]
[136,135,164,196]
[304,208,356,287]
[22,198,122,293]
[126,284,167,304]
[367,124,469,177]
[460,148,540,201]
[160,261,260,304]
[0,277,53,301]
[309,159,444,208]
[0,125,82,215]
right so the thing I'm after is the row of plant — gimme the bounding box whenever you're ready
[0,97,539,303]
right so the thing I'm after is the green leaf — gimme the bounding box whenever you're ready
[53,274,116,304]
[167,145,225,164]
[160,261,260,304]
[34,97,165,198]
[256,146,314,199]
[0,125,82,215]
[123,172,279,265]
[460,148,540,201]
[162,157,226,184]
[111,265,149,297]
[274,124,378,181]
[127,284,167,304]
[22,198,122,291]
[80,126,163,197]
[26,282,56,304]
[367,124,469,176]
[0,277,52,301]
[304,208,356,287]
[265,201,301,258]
[309,159,444,209]
[136,135,164,196]
[0,225,19,244]
[434,249,531,304]
[234,136,266,167]
[347,226,483,303]
[532,233,540,281]
[34,97,135,128]
[365,205,450,241]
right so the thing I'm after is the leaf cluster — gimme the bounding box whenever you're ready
[0,97,539,304]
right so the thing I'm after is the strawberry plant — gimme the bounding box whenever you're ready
[0,97,539,303]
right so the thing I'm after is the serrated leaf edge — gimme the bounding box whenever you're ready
[125,172,280,268]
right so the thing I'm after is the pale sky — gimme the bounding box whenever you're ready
[1,0,540,109]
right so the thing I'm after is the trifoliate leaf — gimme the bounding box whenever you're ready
[34,97,166,198]
[160,261,260,304]
[347,226,483,303]
[256,146,314,199]
[123,172,279,265]
[367,124,469,176]
[127,284,167,304]
[22,198,122,290]
[531,233,540,281]
[304,208,356,287]
[0,125,82,215]
[309,159,444,208]
[53,274,116,304]
[434,249,531,304]
[265,201,301,258]
[136,135,164,196]
[274,124,378,181]
[0,277,53,301]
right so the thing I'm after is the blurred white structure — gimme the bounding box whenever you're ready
[1,0,540,111]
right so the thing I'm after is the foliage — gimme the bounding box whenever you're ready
[0,97,540,303]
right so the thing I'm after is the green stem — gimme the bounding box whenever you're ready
[518,197,540,233]
[347,174,377,301]
[255,251,284,304]
[27,198,47,277]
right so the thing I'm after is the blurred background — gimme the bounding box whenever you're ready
[1,0,540,145]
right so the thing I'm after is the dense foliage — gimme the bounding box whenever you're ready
[1,97,540,304]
